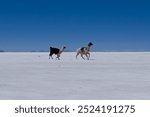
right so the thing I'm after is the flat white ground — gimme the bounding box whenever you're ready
[0,52,150,99]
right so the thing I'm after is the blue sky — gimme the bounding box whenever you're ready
[0,0,150,51]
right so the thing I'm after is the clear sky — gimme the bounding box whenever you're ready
[0,0,150,52]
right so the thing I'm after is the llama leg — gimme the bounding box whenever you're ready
[49,54,51,59]
[76,52,80,59]
[56,54,60,60]
[87,52,90,59]
[86,54,89,60]
[49,53,53,59]
[49,56,53,59]
[49,54,50,59]
[81,54,85,60]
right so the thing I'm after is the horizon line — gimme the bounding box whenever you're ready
[1,50,150,53]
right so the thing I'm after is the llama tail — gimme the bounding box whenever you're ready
[76,48,81,52]
[50,47,53,51]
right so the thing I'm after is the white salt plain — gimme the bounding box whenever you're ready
[0,52,150,99]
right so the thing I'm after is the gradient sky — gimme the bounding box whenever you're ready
[0,0,150,51]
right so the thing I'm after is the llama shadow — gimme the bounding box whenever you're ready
[89,58,96,60]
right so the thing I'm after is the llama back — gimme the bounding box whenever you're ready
[50,47,60,54]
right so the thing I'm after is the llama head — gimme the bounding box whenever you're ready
[88,42,93,47]
[62,46,66,50]
[60,46,66,52]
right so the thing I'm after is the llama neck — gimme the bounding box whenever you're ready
[87,46,91,51]
[59,48,65,54]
